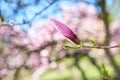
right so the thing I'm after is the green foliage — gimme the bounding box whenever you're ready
[63,43,83,50]
[101,63,111,80]
[78,43,83,47]
[89,40,97,46]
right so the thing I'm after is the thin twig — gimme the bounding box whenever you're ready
[17,0,57,25]
[82,45,120,49]
[64,45,120,50]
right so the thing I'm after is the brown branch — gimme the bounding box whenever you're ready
[17,0,57,25]
[64,45,120,50]
[82,45,120,49]
[29,41,57,53]
[99,0,120,80]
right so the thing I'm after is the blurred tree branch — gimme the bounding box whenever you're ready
[1,0,57,26]
[99,0,120,80]
[15,0,57,25]
[74,53,87,80]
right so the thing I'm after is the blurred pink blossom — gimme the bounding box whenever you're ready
[0,68,9,77]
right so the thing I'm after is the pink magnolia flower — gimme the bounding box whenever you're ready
[50,18,80,44]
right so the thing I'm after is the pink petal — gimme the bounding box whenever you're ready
[50,18,80,44]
